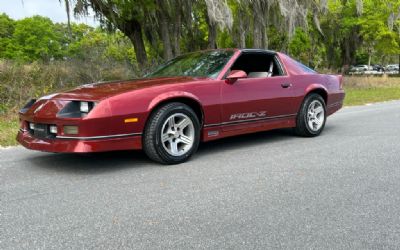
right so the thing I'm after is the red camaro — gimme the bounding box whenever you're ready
[17,49,345,164]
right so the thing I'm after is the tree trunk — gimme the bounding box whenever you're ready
[341,38,351,66]
[340,26,361,67]
[253,23,262,48]
[206,16,217,49]
[261,4,268,49]
[253,22,267,49]
[261,25,268,49]
[368,53,371,68]
[184,1,199,51]
[89,1,148,68]
[341,35,358,66]
[252,2,265,49]
[145,27,159,57]
[157,0,173,60]
[187,29,196,51]
[126,20,148,68]
[237,7,246,48]
[172,7,182,56]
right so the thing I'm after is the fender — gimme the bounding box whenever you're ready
[305,84,328,103]
[305,83,328,95]
[147,91,203,112]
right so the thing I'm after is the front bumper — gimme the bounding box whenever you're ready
[17,129,142,153]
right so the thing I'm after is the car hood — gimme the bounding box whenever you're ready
[43,76,207,101]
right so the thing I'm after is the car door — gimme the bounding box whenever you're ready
[220,74,297,131]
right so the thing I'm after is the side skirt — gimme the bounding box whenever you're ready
[202,115,296,142]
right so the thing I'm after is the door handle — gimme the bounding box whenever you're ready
[281,83,292,88]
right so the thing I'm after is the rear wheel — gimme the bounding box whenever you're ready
[294,93,326,137]
[143,102,200,164]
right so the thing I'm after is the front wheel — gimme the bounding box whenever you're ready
[294,93,326,137]
[143,102,200,164]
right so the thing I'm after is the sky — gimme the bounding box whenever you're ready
[0,0,98,26]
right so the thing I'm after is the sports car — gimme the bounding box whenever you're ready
[17,49,345,164]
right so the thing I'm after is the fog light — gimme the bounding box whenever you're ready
[80,102,89,113]
[29,123,35,130]
[49,125,58,134]
[63,125,79,135]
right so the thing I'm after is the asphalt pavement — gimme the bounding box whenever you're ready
[1,101,400,249]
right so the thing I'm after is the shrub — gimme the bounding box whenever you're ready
[0,59,136,114]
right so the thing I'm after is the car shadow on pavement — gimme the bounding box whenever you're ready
[29,149,153,174]
[199,125,337,152]
[29,127,334,174]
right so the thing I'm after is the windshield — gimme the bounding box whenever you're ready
[147,50,234,79]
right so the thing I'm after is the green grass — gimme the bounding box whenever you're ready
[1,84,400,147]
[344,86,400,106]
[0,116,19,147]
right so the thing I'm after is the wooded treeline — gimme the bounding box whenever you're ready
[0,14,135,64]
[62,0,400,70]
[1,0,400,121]
[1,0,399,71]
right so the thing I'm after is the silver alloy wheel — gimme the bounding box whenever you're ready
[307,100,325,132]
[161,113,195,157]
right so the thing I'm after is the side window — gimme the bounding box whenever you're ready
[230,53,284,78]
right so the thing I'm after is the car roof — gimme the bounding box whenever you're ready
[239,49,277,55]
[198,48,277,55]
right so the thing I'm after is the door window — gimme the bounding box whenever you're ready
[229,52,284,78]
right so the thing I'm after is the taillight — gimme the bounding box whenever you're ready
[338,75,343,89]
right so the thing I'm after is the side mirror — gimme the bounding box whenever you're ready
[225,70,247,84]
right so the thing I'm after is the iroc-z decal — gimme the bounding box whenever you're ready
[230,111,267,120]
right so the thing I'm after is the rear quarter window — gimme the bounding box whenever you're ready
[294,61,317,73]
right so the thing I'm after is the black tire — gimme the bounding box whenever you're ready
[294,93,327,137]
[143,102,200,164]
